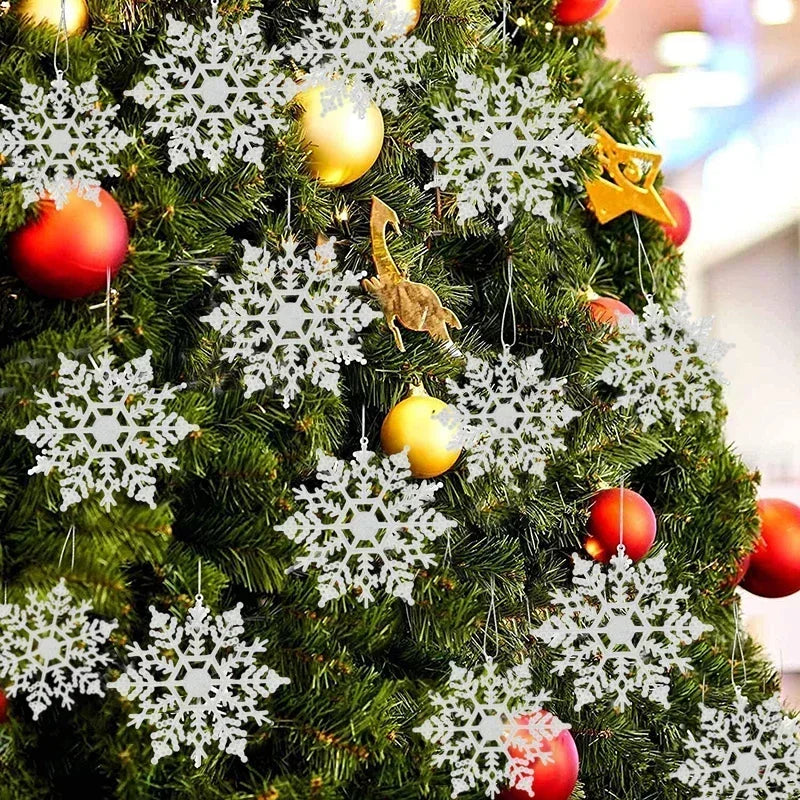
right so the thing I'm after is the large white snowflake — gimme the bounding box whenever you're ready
[202,237,379,406]
[127,0,292,172]
[414,659,569,797]
[277,446,456,606]
[599,296,729,431]
[442,349,579,488]
[416,64,592,232]
[16,351,197,511]
[0,580,117,720]
[673,691,800,799]
[0,75,132,209]
[531,546,711,711]
[288,0,432,116]
[111,595,288,766]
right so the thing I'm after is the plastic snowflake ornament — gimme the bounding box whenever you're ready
[416,65,593,232]
[111,595,289,766]
[16,351,198,511]
[288,0,432,116]
[0,580,117,720]
[415,659,569,797]
[127,0,292,172]
[0,74,132,209]
[202,237,379,406]
[599,296,729,430]
[441,348,579,487]
[277,444,456,606]
[531,545,711,711]
[673,691,800,799]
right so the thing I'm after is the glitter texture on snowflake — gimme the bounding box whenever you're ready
[16,351,198,511]
[0,75,132,209]
[599,296,729,431]
[127,0,292,172]
[441,348,579,488]
[531,546,711,711]
[0,580,117,720]
[416,64,592,232]
[288,0,432,116]
[673,691,800,799]
[277,445,456,606]
[202,237,379,406]
[111,595,288,766]
[415,659,569,797]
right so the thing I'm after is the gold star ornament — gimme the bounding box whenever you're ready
[585,127,676,226]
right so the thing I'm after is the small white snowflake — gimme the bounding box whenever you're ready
[277,445,456,606]
[202,237,380,406]
[0,74,132,209]
[599,296,729,431]
[415,659,569,797]
[673,691,800,800]
[110,594,289,767]
[0,580,117,720]
[531,546,711,711]
[16,351,198,511]
[288,0,432,116]
[441,348,579,488]
[416,64,592,232]
[127,0,292,172]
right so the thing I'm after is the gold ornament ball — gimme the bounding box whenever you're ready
[381,394,462,479]
[297,85,384,188]
[12,0,89,35]
[594,0,621,20]
[394,0,422,33]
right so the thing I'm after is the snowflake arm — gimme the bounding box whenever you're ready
[111,596,289,767]
[277,447,456,606]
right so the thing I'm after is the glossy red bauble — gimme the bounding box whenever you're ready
[7,189,129,299]
[553,0,608,25]
[585,488,657,562]
[0,686,7,724]
[500,714,579,800]
[588,296,634,326]
[659,187,692,248]
[741,499,800,598]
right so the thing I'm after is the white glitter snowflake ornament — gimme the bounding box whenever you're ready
[277,444,456,606]
[416,64,593,232]
[16,351,198,511]
[288,0,432,116]
[0,580,117,720]
[415,659,569,797]
[442,348,579,488]
[111,595,289,766]
[532,545,711,711]
[127,0,292,172]
[0,74,132,209]
[673,691,800,800]
[599,296,729,430]
[202,237,379,406]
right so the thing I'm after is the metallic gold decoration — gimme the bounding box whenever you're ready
[363,196,461,352]
[394,0,422,33]
[12,0,89,35]
[297,84,384,187]
[585,127,676,226]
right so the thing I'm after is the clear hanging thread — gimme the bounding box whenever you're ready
[499,257,517,349]
[58,525,76,570]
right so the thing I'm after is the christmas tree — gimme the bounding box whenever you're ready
[0,0,794,798]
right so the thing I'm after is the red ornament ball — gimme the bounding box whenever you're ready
[0,686,7,724]
[7,189,129,299]
[659,187,692,248]
[588,296,634,326]
[741,499,800,598]
[584,488,657,562]
[500,714,579,800]
[553,0,608,25]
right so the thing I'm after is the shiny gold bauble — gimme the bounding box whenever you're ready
[393,0,422,33]
[297,85,384,188]
[12,0,89,35]
[381,392,462,479]
[594,0,621,21]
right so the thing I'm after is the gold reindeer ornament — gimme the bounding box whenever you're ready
[363,196,461,352]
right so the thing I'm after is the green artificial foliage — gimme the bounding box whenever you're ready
[0,0,780,798]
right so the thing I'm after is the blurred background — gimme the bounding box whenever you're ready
[604,0,800,701]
